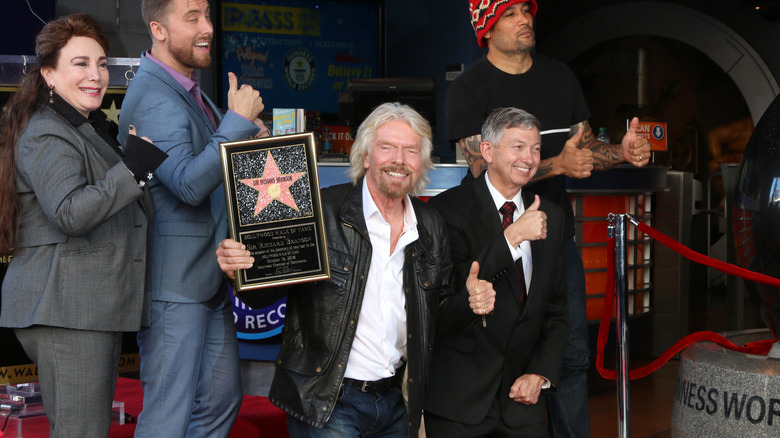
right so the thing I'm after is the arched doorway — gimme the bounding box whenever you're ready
[567,36,750,178]
[539,2,778,123]
[540,2,774,354]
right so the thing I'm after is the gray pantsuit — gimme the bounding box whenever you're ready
[0,103,152,437]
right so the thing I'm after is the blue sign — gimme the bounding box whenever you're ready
[652,124,666,141]
[232,291,286,340]
[220,1,380,114]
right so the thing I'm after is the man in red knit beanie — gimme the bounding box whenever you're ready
[469,0,538,48]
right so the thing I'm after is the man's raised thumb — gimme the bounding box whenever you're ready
[527,194,541,211]
[228,72,238,93]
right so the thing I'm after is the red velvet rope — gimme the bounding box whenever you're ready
[636,222,780,288]
[596,219,777,380]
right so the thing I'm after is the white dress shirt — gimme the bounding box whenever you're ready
[343,180,419,381]
[485,172,533,293]
[485,173,550,388]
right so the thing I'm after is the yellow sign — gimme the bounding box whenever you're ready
[0,363,37,385]
[0,354,140,385]
[222,3,321,36]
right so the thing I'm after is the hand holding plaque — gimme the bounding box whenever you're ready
[220,132,329,292]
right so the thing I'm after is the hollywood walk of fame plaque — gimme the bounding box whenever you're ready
[220,133,329,292]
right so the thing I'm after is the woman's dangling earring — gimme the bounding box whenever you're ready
[48,83,54,104]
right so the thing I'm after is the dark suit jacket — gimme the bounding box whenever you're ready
[424,173,569,428]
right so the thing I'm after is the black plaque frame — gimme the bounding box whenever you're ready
[220,132,329,292]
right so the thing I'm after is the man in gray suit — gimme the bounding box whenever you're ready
[117,0,266,436]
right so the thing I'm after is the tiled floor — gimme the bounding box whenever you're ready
[587,284,768,438]
[239,285,768,438]
[588,358,678,437]
[243,355,682,437]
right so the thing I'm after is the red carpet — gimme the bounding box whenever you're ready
[111,377,289,438]
[1,377,289,437]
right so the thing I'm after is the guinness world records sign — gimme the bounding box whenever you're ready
[672,331,780,437]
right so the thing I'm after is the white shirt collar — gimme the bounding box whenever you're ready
[485,172,533,291]
[361,179,418,232]
[485,171,525,215]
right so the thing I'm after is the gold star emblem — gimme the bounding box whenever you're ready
[240,151,305,215]
[101,99,120,124]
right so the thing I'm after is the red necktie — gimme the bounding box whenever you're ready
[499,201,527,307]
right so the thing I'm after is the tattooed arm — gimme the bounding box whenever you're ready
[573,120,621,171]
[533,122,592,180]
[580,118,651,170]
[457,127,592,181]
[535,119,651,176]
[456,135,488,178]
[457,118,650,181]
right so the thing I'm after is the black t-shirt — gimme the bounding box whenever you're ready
[445,54,590,238]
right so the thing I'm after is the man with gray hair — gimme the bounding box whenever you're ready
[424,107,569,437]
[217,102,492,437]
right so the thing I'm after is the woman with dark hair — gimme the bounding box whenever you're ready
[0,13,165,437]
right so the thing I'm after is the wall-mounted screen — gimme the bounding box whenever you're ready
[341,78,436,137]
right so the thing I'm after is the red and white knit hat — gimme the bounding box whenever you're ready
[469,0,538,47]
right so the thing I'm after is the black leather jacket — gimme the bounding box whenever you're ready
[267,180,451,436]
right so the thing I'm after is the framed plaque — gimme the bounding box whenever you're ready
[220,132,329,292]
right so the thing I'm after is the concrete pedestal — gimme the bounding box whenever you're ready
[672,330,780,437]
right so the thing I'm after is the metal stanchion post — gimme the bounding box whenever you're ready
[612,214,631,437]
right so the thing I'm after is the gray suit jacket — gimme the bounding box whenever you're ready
[118,53,260,303]
[0,105,153,332]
